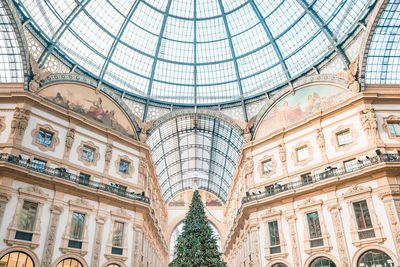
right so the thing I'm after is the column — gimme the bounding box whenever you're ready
[328,204,350,267]
[41,204,63,267]
[285,214,300,267]
[0,193,10,227]
[380,191,400,253]
[249,225,261,267]
[91,215,106,267]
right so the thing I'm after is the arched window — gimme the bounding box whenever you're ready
[358,249,393,267]
[107,264,121,267]
[56,258,83,267]
[0,251,34,266]
[310,257,336,267]
[272,263,287,267]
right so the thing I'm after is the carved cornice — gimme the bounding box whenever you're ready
[298,197,323,210]
[342,184,372,199]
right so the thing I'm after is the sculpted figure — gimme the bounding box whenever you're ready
[11,107,30,139]
[278,144,286,162]
[337,56,359,93]
[235,116,256,143]
[29,54,51,92]
[133,115,155,142]
[65,128,75,150]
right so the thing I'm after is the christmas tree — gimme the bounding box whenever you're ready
[169,190,226,267]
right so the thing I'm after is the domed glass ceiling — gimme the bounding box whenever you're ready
[16,0,372,105]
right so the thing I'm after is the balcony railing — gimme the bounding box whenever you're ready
[225,153,400,250]
[0,153,150,204]
[242,154,400,204]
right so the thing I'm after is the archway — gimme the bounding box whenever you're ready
[0,251,34,267]
[357,249,394,267]
[309,256,337,267]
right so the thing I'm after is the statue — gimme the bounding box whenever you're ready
[11,107,30,139]
[133,115,155,143]
[337,56,359,93]
[360,108,378,140]
[65,128,75,150]
[235,116,256,143]
[29,54,52,92]
[316,128,325,151]
[105,144,113,162]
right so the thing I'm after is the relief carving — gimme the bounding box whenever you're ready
[91,215,106,267]
[65,128,75,150]
[328,205,349,267]
[360,108,379,142]
[235,116,256,143]
[285,214,300,267]
[10,107,30,140]
[41,204,63,267]
[29,54,51,92]
[133,115,155,142]
[336,56,359,93]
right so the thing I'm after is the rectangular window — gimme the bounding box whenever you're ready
[344,159,358,172]
[388,122,400,136]
[119,160,130,174]
[17,201,38,231]
[353,200,373,230]
[337,130,353,146]
[296,146,309,162]
[262,160,272,174]
[112,221,124,247]
[32,158,46,173]
[268,221,280,246]
[306,212,322,239]
[36,129,53,146]
[69,212,85,240]
[81,146,95,161]
[78,173,90,185]
[301,172,313,185]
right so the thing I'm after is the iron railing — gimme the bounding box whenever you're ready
[242,154,400,203]
[0,153,150,204]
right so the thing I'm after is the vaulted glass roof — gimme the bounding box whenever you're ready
[146,114,243,203]
[16,0,372,105]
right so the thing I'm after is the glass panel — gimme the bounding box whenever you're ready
[301,173,313,185]
[296,146,309,161]
[337,130,352,146]
[69,212,85,240]
[306,211,322,239]
[263,160,272,174]
[112,221,124,247]
[119,160,130,174]
[0,251,34,267]
[56,258,83,267]
[358,249,392,266]
[36,129,53,146]
[353,200,373,230]
[32,159,46,172]
[81,146,94,161]
[17,201,38,231]
[268,220,280,246]
[310,257,336,267]
[388,122,400,136]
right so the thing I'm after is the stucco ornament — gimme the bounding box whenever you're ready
[235,116,256,143]
[105,144,113,162]
[360,108,379,140]
[336,56,359,92]
[29,54,52,92]
[278,144,286,162]
[11,107,30,140]
[316,128,325,151]
[65,128,75,150]
[133,115,155,142]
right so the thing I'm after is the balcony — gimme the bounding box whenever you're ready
[1,153,150,204]
[242,154,400,204]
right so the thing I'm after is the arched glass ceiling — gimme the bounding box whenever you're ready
[0,2,24,82]
[146,114,243,203]
[365,0,400,84]
[15,0,372,105]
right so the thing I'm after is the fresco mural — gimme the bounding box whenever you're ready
[255,84,350,139]
[39,83,135,138]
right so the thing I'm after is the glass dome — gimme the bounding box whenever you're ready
[16,0,372,105]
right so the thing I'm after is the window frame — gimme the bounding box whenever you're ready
[336,130,353,147]
[258,155,276,179]
[77,140,100,166]
[331,124,358,152]
[31,124,60,152]
[383,115,400,140]
[115,155,134,178]
[291,141,314,166]
[262,209,287,260]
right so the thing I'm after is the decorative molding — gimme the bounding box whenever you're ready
[284,213,300,267]
[330,124,359,152]
[115,155,134,179]
[262,209,288,261]
[0,116,6,134]
[31,123,60,152]
[342,184,372,199]
[91,214,106,267]
[10,107,30,141]
[382,115,400,141]
[77,140,100,167]
[41,204,63,266]
[328,204,350,267]
[360,108,380,144]
[291,141,314,167]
